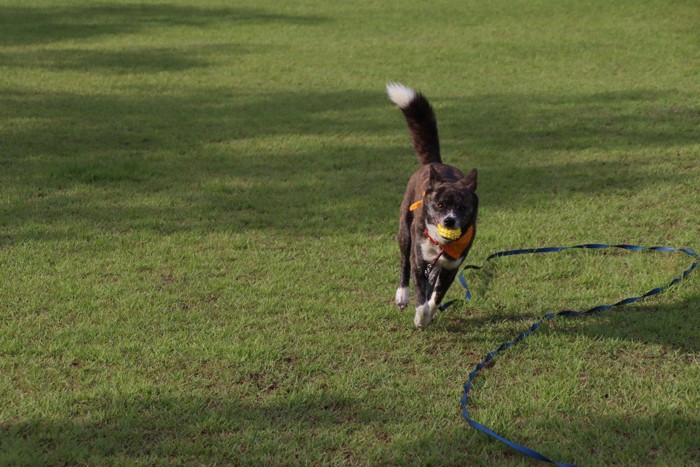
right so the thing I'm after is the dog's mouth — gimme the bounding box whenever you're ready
[436,224,462,241]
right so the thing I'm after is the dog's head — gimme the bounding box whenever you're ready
[424,166,478,242]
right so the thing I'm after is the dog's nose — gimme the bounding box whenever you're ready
[442,216,456,228]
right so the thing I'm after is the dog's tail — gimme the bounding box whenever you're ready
[387,82,441,165]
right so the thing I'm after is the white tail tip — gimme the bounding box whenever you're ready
[386,82,416,109]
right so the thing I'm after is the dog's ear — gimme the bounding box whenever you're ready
[428,164,443,188]
[463,168,477,191]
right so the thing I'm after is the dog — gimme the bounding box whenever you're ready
[387,83,478,329]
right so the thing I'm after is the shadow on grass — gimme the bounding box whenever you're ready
[2,3,696,244]
[0,44,261,73]
[2,389,697,465]
[443,292,699,355]
[566,292,700,353]
[2,84,697,245]
[459,411,699,465]
[439,89,700,154]
[438,296,700,464]
[0,4,327,46]
[1,87,400,243]
[0,391,373,464]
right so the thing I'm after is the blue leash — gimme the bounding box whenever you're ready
[440,243,699,466]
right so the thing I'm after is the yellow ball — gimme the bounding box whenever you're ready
[437,224,461,240]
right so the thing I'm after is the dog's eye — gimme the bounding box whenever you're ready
[436,203,445,209]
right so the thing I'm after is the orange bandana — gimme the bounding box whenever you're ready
[425,224,474,259]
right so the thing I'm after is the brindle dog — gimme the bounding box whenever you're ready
[387,83,478,329]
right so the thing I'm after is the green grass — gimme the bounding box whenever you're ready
[1,0,698,465]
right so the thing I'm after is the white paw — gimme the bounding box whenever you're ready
[414,301,436,329]
[395,287,409,310]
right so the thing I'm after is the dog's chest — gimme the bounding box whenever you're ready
[419,238,463,270]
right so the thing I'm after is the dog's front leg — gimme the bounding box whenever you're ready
[395,215,412,310]
[430,267,459,312]
[414,265,459,329]
[412,261,434,330]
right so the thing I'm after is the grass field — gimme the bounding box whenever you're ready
[1,0,699,465]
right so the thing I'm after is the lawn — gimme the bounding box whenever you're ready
[1,0,698,465]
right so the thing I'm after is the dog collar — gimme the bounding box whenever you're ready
[424,224,474,259]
